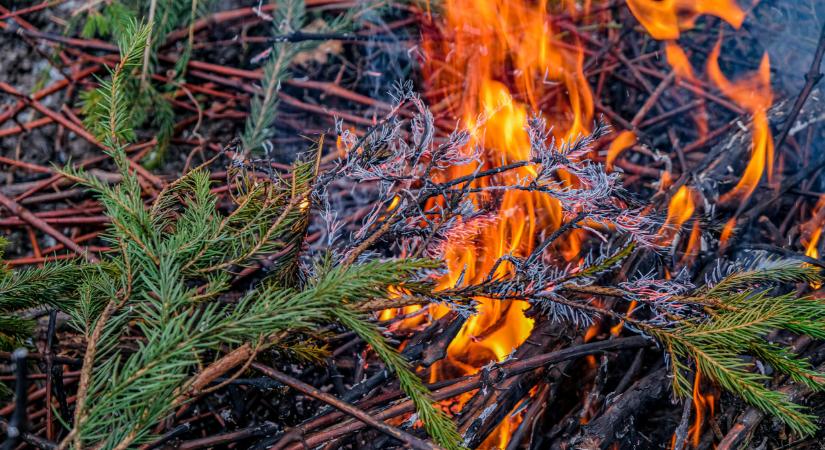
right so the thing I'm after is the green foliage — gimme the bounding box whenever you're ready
[81,2,137,40]
[0,237,92,351]
[648,263,825,436]
[243,0,352,153]
[53,31,463,446]
[336,307,465,449]
[82,18,151,149]
[57,155,462,447]
[17,2,825,446]
[79,0,211,166]
[0,238,98,397]
[242,0,306,153]
[704,259,821,297]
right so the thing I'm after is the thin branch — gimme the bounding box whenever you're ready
[251,363,441,450]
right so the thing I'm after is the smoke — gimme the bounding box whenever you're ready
[749,0,824,94]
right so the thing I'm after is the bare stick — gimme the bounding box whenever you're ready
[0,191,98,263]
[773,21,825,155]
[251,363,441,450]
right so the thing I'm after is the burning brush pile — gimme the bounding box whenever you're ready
[1,0,825,449]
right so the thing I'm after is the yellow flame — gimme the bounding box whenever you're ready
[807,229,822,260]
[801,196,825,289]
[420,2,600,445]
[422,0,596,386]
[406,0,775,446]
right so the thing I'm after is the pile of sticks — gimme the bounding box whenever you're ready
[1,1,825,449]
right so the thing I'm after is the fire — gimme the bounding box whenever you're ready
[801,199,825,290]
[807,228,822,260]
[626,0,744,40]
[609,300,637,336]
[801,196,825,259]
[659,185,696,246]
[480,409,525,449]
[720,218,736,250]
[801,195,825,289]
[665,43,708,139]
[688,369,716,448]
[681,219,702,267]
[606,130,637,171]
[405,0,776,446]
[707,42,774,203]
[665,42,695,81]
[419,0,597,445]
[422,0,593,384]
[628,0,773,205]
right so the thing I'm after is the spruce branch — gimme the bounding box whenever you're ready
[242,0,352,153]
[82,18,151,149]
[242,0,305,153]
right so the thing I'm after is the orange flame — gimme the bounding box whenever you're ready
[609,300,638,336]
[420,1,598,445]
[807,228,822,260]
[720,218,736,250]
[606,131,637,171]
[688,368,716,448]
[680,219,702,267]
[801,195,825,259]
[423,0,594,385]
[707,41,775,203]
[801,196,825,289]
[409,0,773,446]
[665,43,708,139]
[629,0,747,161]
[665,42,696,81]
[626,0,744,40]
[659,185,696,245]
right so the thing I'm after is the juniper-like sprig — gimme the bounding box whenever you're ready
[242,0,304,153]
[46,24,466,448]
[56,152,465,448]
[0,236,98,351]
[586,261,825,436]
[243,0,353,153]
[79,0,215,166]
[644,274,825,436]
[82,18,151,149]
